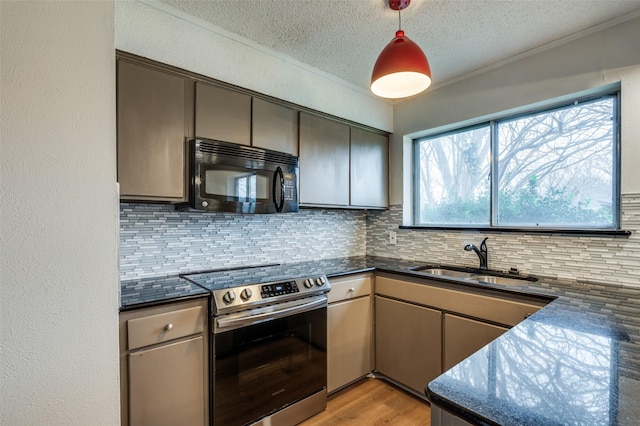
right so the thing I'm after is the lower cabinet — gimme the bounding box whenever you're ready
[443,313,508,371]
[327,274,373,393]
[375,296,442,395]
[374,273,548,396]
[119,298,208,426]
[129,336,205,426]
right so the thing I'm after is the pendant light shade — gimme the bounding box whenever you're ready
[371,1,431,99]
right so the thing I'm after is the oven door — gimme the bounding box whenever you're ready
[213,297,327,426]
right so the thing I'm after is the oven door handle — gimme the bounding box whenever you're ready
[216,296,326,332]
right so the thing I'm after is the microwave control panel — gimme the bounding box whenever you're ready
[283,173,297,201]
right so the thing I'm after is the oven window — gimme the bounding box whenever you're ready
[203,167,269,202]
[214,308,327,426]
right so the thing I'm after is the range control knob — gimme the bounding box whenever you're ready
[315,277,325,286]
[222,290,236,304]
[303,278,314,289]
[240,288,253,301]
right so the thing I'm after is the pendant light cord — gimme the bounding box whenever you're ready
[398,7,402,30]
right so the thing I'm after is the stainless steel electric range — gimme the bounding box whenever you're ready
[182,264,331,426]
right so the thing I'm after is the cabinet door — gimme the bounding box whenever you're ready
[195,82,251,145]
[350,128,388,208]
[327,296,372,393]
[129,336,205,426]
[252,97,298,155]
[299,112,350,206]
[443,314,508,371]
[117,60,186,201]
[375,296,442,395]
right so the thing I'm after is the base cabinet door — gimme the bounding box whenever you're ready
[375,296,442,395]
[129,336,205,426]
[120,298,208,426]
[327,296,372,393]
[443,314,508,371]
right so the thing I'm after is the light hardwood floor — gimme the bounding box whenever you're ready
[300,377,431,425]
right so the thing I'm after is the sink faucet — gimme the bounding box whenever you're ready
[464,237,488,269]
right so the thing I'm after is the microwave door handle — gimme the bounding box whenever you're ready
[271,168,278,209]
[279,168,285,211]
[273,167,284,212]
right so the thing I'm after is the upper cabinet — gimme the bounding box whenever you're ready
[350,128,389,208]
[117,59,191,202]
[195,83,298,155]
[252,98,298,155]
[195,82,251,146]
[299,112,389,209]
[116,53,387,207]
[299,113,351,206]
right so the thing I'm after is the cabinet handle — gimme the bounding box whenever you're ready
[348,288,355,293]
[164,323,174,332]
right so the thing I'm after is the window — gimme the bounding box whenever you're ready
[414,91,619,230]
[415,125,491,225]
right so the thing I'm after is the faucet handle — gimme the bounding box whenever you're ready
[480,237,488,249]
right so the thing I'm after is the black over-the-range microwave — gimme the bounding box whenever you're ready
[176,138,299,214]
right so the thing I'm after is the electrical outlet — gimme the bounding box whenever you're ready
[389,231,397,245]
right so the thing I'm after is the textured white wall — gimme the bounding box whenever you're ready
[0,2,120,425]
[390,16,640,204]
[114,0,394,132]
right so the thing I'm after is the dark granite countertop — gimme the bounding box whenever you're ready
[119,255,640,424]
[119,256,376,310]
[120,275,210,311]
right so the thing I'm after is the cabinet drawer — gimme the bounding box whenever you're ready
[328,274,372,303]
[127,306,204,350]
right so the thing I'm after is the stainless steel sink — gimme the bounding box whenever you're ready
[410,266,476,279]
[409,265,537,286]
[467,275,534,286]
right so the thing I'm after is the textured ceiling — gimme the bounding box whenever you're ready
[158,0,640,93]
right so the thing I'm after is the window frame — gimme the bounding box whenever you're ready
[412,88,622,234]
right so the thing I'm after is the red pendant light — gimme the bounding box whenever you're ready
[371,0,431,99]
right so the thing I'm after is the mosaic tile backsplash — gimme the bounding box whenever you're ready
[366,193,640,287]
[120,194,639,287]
[119,203,366,280]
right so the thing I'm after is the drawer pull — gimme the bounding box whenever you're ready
[164,323,174,332]
[348,288,355,293]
